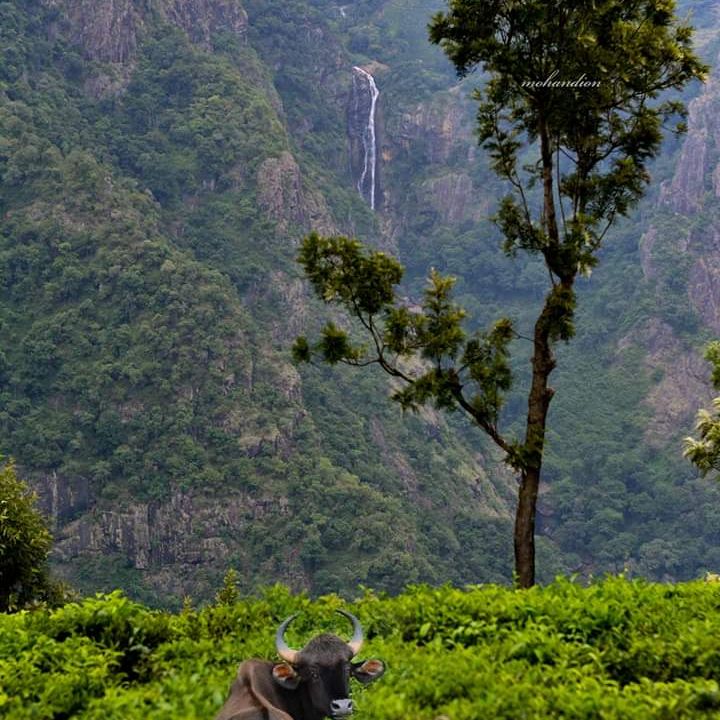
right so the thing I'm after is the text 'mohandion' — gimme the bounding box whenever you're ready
[522,70,601,89]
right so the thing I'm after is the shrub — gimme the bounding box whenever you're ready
[0,458,54,611]
[4,578,720,718]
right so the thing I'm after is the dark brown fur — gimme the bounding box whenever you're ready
[215,659,294,720]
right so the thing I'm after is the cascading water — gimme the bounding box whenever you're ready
[351,66,380,210]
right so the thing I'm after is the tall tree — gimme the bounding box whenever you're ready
[295,1,705,587]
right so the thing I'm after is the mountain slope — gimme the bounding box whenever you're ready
[3,0,720,603]
[0,0,515,604]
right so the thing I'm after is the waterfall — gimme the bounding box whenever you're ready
[352,66,379,210]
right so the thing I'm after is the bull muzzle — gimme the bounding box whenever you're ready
[330,698,353,718]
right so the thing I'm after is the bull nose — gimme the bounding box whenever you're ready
[330,698,353,717]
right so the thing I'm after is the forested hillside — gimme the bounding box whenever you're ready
[2,0,720,604]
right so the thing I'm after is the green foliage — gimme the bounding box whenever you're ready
[215,569,241,606]
[300,233,404,315]
[0,4,299,504]
[0,458,56,611]
[685,342,720,475]
[0,0,718,600]
[4,578,720,718]
[296,233,515,446]
[104,28,287,204]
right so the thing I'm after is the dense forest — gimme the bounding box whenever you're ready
[2,0,720,605]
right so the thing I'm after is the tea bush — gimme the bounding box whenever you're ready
[3,577,720,718]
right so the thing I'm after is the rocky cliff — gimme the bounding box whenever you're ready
[637,53,720,441]
[43,0,248,62]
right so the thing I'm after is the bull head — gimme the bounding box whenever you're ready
[272,611,385,719]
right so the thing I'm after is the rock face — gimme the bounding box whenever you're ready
[35,477,298,596]
[638,55,720,439]
[43,0,144,63]
[256,151,336,235]
[660,73,720,215]
[40,472,91,526]
[377,84,484,233]
[688,223,720,336]
[420,173,487,225]
[389,89,475,165]
[624,319,710,443]
[43,0,247,62]
[160,0,248,49]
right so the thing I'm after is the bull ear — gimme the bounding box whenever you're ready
[351,659,385,684]
[272,662,301,689]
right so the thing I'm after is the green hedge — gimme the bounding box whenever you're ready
[3,577,720,718]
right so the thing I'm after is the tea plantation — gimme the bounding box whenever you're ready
[3,577,720,718]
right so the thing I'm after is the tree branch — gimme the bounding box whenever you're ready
[449,378,512,456]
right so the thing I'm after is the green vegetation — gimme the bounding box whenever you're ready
[4,577,720,718]
[685,342,720,475]
[0,0,518,600]
[0,3,289,498]
[296,0,707,587]
[1,0,720,602]
[0,458,56,610]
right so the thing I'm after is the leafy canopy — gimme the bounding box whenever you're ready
[685,342,720,476]
[430,0,706,283]
[294,233,515,458]
[0,457,55,611]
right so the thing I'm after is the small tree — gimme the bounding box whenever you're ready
[295,1,705,587]
[0,457,55,610]
[215,568,241,605]
[685,342,720,475]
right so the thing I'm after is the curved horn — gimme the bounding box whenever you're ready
[337,610,364,657]
[275,613,300,664]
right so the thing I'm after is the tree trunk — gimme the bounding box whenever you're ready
[515,466,540,588]
[514,113,561,588]
[514,293,556,588]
